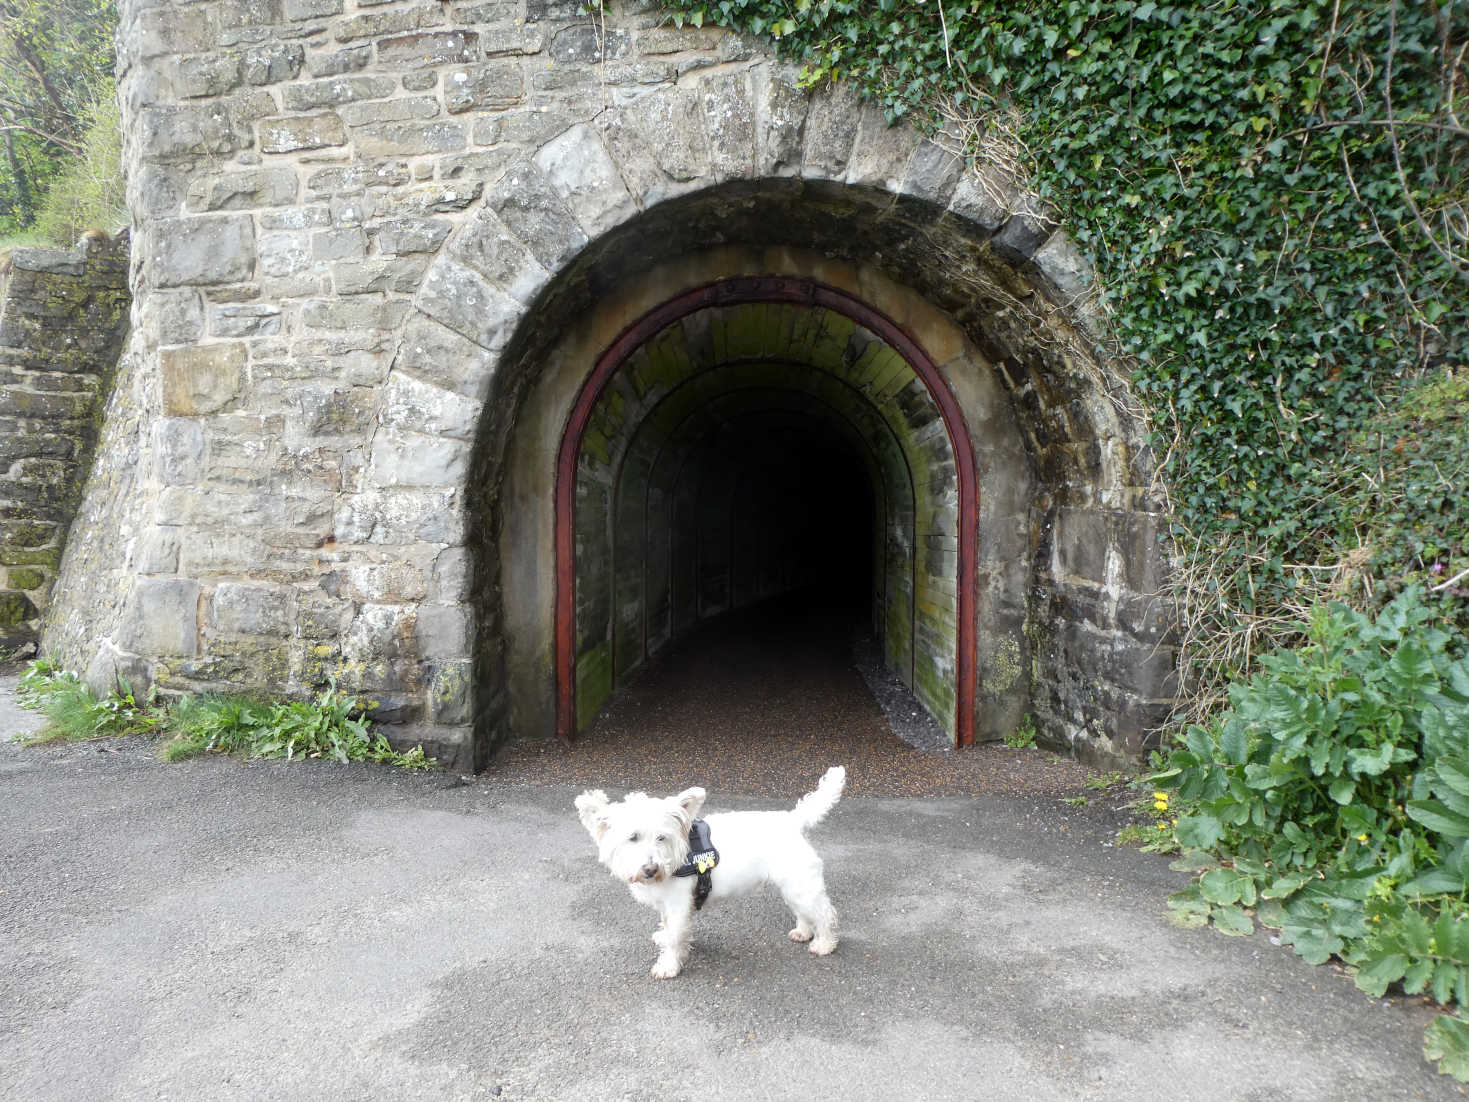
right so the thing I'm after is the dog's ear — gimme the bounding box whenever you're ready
[575,790,611,840]
[671,786,706,828]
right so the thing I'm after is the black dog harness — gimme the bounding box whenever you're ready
[673,819,719,910]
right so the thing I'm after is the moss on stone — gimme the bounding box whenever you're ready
[8,567,46,590]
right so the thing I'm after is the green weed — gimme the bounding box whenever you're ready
[15,660,432,770]
[1003,719,1037,750]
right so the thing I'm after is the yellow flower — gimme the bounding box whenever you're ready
[1152,791,1170,803]
[1356,833,1369,843]
[1153,801,1169,812]
[1156,822,1168,830]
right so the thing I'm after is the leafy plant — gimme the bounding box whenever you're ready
[15,660,433,770]
[1151,589,1469,1078]
[159,685,432,769]
[1003,718,1037,749]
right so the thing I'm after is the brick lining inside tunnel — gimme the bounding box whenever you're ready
[554,278,978,745]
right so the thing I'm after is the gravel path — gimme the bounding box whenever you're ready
[485,596,1108,802]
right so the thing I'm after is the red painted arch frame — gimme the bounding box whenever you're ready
[554,276,979,747]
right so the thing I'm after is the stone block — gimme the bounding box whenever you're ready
[444,61,525,113]
[752,63,810,177]
[259,113,347,153]
[285,0,342,20]
[1031,231,1096,299]
[549,24,629,63]
[333,561,428,602]
[259,232,312,277]
[701,71,756,183]
[150,215,256,287]
[339,96,441,127]
[332,256,430,294]
[308,44,371,76]
[802,81,862,180]
[391,313,496,400]
[524,0,581,20]
[8,568,45,591]
[416,604,470,656]
[335,488,464,544]
[901,140,963,207]
[142,291,205,345]
[312,226,368,261]
[376,30,479,67]
[300,298,412,332]
[306,161,412,194]
[334,5,442,44]
[153,418,205,485]
[451,209,549,304]
[120,578,200,657]
[210,304,282,337]
[846,105,919,194]
[625,88,710,184]
[484,161,587,272]
[415,255,522,351]
[352,121,466,157]
[380,372,478,441]
[377,217,451,256]
[593,109,667,205]
[427,661,473,725]
[185,167,298,212]
[209,582,294,635]
[533,123,634,239]
[175,54,243,99]
[992,212,1054,266]
[138,105,238,161]
[367,426,470,487]
[161,343,246,416]
[243,43,306,85]
[431,545,470,603]
[472,105,580,148]
[135,5,215,60]
[282,75,397,111]
[636,26,728,54]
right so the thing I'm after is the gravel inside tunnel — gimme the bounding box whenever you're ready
[483,595,1120,803]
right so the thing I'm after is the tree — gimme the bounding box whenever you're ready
[0,0,117,235]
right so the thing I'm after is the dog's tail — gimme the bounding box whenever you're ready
[790,766,846,831]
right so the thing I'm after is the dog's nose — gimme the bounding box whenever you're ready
[640,862,659,879]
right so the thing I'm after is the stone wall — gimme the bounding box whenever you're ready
[0,234,131,650]
[45,0,1178,769]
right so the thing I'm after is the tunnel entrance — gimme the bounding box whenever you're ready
[555,277,977,746]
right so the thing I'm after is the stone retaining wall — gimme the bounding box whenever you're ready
[0,234,131,650]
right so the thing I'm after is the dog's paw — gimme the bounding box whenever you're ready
[651,956,682,979]
[808,937,837,956]
[788,927,813,943]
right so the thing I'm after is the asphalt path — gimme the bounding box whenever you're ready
[3,694,1464,1102]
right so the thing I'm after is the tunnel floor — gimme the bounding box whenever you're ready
[485,594,1104,799]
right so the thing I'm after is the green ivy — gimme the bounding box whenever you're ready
[657,0,1467,668]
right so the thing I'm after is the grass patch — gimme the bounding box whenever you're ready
[15,659,432,770]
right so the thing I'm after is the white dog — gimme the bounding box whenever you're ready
[574,765,846,979]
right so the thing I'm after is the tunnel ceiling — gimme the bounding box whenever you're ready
[571,300,963,734]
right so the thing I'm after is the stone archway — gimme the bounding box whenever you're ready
[54,8,1174,771]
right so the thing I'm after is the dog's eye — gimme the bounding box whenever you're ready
[628,833,640,843]
[656,834,667,843]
